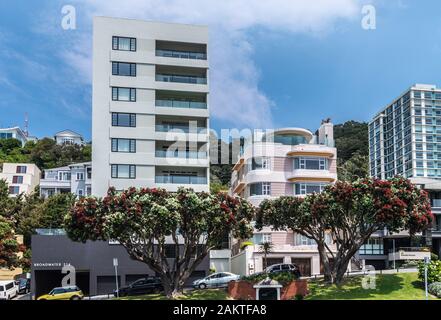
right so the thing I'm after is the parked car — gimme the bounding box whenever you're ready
[15,278,31,294]
[114,277,163,297]
[265,263,301,277]
[37,286,84,300]
[193,272,240,289]
[0,280,19,300]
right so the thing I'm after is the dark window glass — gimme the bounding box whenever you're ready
[112,62,136,76]
[111,113,136,127]
[112,36,136,51]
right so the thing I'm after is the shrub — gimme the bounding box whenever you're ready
[431,253,439,261]
[418,260,441,283]
[294,294,304,300]
[428,282,441,298]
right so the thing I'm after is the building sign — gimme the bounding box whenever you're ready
[33,262,72,268]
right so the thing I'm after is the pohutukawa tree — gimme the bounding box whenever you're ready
[256,177,433,284]
[0,215,25,269]
[64,187,254,298]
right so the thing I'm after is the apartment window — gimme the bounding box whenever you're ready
[16,166,27,174]
[111,113,136,127]
[359,238,384,255]
[262,233,272,243]
[111,138,136,153]
[248,157,270,171]
[294,183,327,195]
[12,176,23,184]
[9,186,20,195]
[112,87,136,102]
[111,164,136,179]
[249,182,271,196]
[78,189,84,197]
[76,172,84,181]
[295,234,315,246]
[86,168,92,179]
[112,62,136,77]
[58,172,71,181]
[294,157,327,170]
[112,36,136,51]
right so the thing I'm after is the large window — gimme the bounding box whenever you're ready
[111,164,136,179]
[111,139,136,153]
[359,238,384,255]
[247,157,270,171]
[262,233,272,243]
[112,87,136,102]
[9,186,20,195]
[249,182,271,196]
[295,234,316,246]
[112,62,136,77]
[16,166,27,174]
[294,183,327,195]
[58,172,71,181]
[112,36,136,51]
[12,176,23,184]
[294,157,327,170]
[111,113,136,127]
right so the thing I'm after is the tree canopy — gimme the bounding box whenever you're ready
[64,187,254,298]
[256,177,433,284]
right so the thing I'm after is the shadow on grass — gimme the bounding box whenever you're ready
[306,274,406,300]
[116,289,229,301]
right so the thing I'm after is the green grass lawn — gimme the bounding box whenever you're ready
[306,272,437,300]
[115,289,230,300]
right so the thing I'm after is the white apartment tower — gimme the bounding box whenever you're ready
[92,17,210,196]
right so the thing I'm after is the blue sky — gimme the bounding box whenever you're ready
[1,0,441,141]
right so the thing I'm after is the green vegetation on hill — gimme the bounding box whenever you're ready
[0,137,91,170]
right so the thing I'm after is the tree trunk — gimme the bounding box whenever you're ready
[317,242,333,283]
[161,275,184,299]
[334,257,351,285]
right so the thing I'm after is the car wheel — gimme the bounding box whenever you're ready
[198,283,207,289]
[70,295,81,300]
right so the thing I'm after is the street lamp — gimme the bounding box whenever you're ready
[424,256,430,301]
[113,258,119,298]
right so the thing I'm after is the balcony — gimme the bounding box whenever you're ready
[156,99,207,109]
[156,49,206,60]
[156,74,207,85]
[155,175,207,185]
[155,150,207,159]
[155,124,207,134]
[388,247,431,261]
[287,170,337,183]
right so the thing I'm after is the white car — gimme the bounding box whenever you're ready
[0,280,19,300]
[193,272,240,289]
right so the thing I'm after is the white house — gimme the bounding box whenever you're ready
[54,130,85,145]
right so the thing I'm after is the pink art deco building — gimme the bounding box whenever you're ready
[229,120,338,276]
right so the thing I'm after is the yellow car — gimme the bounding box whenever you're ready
[37,286,84,300]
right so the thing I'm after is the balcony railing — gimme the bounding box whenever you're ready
[156,99,207,109]
[155,124,207,134]
[156,49,207,60]
[156,74,207,85]
[155,175,207,185]
[155,150,207,159]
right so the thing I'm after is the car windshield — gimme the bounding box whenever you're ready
[50,288,65,295]
[0,286,4,291]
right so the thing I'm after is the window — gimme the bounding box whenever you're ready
[111,138,136,153]
[12,176,23,184]
[9,186,20,195]
[112,62,136,77]
[112,113,136,127]
[359,238,384,255]
[248,157,270,171]
[294,183,327,195]
[58,172,71,181]
[262,233,272,243]
[86,168,92,179]
[78,189,83,197]
[294,157,327,170]
[295,234,316,246]
[112,36,136,51]
[111,164,136,179]
[249,182,271,196]
[76,173,84,181]
[112,87,136,101]
[16,166,27,174]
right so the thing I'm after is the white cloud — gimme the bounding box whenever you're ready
[61,0,359,128]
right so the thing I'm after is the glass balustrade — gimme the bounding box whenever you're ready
[155,176,207,184]
[156,49,207,60]
[156,74,207,84]
[155,150,207,159]
[156,99,207,109]
[155,124,206,134]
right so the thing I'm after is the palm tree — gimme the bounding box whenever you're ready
[259,241,274,272]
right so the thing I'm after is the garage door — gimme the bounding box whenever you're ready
[97,276,120,295]
[291,258,311,276]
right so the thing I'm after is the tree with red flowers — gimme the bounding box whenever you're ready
[256,177,433,284]
[0,215,25,269]
[64,187,254,298]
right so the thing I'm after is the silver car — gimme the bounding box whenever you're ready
[193,272,240,289]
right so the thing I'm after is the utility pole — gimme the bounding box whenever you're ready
[113,258,119,298]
